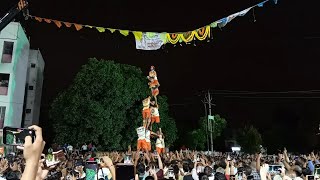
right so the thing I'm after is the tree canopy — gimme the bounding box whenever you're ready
[187,114,227,150]
[49,58,177,151]
[237,125,262,154]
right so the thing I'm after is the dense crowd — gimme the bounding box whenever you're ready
[1,126,320,180]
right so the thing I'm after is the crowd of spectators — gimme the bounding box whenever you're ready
[1,125,320,180]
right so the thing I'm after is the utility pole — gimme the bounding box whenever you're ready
[207,91,214,153]
[201,98,209,152]
[202,90,215,153]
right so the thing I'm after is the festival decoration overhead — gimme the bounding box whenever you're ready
[28,0,276,50]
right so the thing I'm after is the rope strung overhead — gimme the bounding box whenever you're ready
[28,0,277,50]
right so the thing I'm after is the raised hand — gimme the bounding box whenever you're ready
[0,160,8,174]
[37,159,56,180]
[260,163,269,180]
[21,125,46,180]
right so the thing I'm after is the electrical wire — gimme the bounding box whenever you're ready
[223,96,320,99]
[211,90,320,95]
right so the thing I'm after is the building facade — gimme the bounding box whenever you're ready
[23,50,44,127]
[0,22,44,134]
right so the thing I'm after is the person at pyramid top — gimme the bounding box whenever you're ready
[148,66,160,88]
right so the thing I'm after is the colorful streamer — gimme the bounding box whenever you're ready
[28,0,276,50]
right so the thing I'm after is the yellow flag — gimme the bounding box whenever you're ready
[133,31,143,41]
[108,28,116,33]
[119,30,129,36]
[96,27,106,33]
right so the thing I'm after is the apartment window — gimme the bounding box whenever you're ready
[28,86,34,90]
[1,41,14,63]
[26,109,31,113]
[31,63,36,68]
[0,106,5,129]
[0,73,10,95]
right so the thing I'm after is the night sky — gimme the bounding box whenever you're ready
[1,0,319,152]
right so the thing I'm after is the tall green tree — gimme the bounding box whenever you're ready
[49,58,177,151]
[187,115,227,150]
[200,114,227,140]
[188,129,206,150]
[237,125,262,154]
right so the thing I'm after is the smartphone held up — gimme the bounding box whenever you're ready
[2,126,36,146]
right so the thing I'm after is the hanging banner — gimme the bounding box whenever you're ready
[135,32,166,50]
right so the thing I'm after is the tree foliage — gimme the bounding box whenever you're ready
[200,114,227,140]
[188,129,206,150]
[237,125,262,154]
[187,114,227,150]
[49,58,177,151]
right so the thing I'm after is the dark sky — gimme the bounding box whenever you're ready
[1,0,319,151]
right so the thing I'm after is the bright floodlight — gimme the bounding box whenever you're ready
[231,147,241,151]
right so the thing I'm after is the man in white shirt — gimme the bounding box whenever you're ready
[156,129,165,154]
[137,126,147,152]
[67,144,73,153]
[81,143,88,154]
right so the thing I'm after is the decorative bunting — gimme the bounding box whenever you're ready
[133,31,143,41]
[35,17,42,22]
[210,22,218,28]
[96,27,105,33]
[64,22,72,28]
[195,26,211,41]
[108,28,116,33]
[181,31,195,42]
[74,24,83,31]
[258,0,268,7]
[119,30,129,36]
[28,0,276,50]
[44,18,51,24]
[165,26,211,45]
[217,18,228,28]
[238,8,252,16]
[53,20,62,28]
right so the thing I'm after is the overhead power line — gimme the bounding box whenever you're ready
[223,96,320,99]
[211,90,320,95]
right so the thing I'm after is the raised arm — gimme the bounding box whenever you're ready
[103,156,116,180]
[157,153,163,170]
[21,125,45,180]
[256,153,261,171]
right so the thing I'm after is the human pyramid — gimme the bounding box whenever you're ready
[136,66,166,154]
